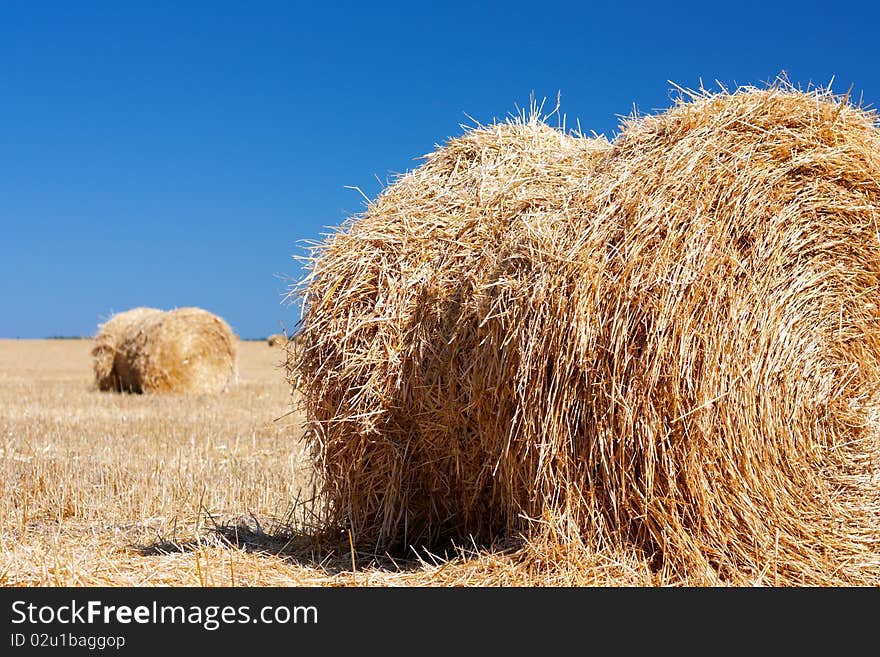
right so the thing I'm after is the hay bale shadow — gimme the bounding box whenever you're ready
[133,504,498,575]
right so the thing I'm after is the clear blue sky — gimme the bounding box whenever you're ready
[2,1,879,338]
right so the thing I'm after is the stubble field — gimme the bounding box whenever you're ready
[1,339,660,586]
[0,339,314,585]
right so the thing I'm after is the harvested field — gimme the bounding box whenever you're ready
[1,339,306,585]
[0,338,693,585]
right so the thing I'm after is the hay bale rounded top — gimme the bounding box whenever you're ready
[93,306,238,394]
[291,87,880,584]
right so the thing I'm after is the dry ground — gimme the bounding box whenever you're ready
[5,340,877,586]
[1,339,663,586]
[1,339,309,585]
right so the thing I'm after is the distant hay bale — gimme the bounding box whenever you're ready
[267,333,286,347]
[291,87,880,584]
[93,307,238,394]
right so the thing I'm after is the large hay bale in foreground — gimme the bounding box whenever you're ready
[93,307,238,394]
[292,88,880,584]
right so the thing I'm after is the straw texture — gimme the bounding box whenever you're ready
[291,86,880,584]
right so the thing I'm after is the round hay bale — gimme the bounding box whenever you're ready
[292,88,880,584]
[94,307,238,394]
[92,307,163,391]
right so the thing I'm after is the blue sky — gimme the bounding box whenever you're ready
[2,1,879,338]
